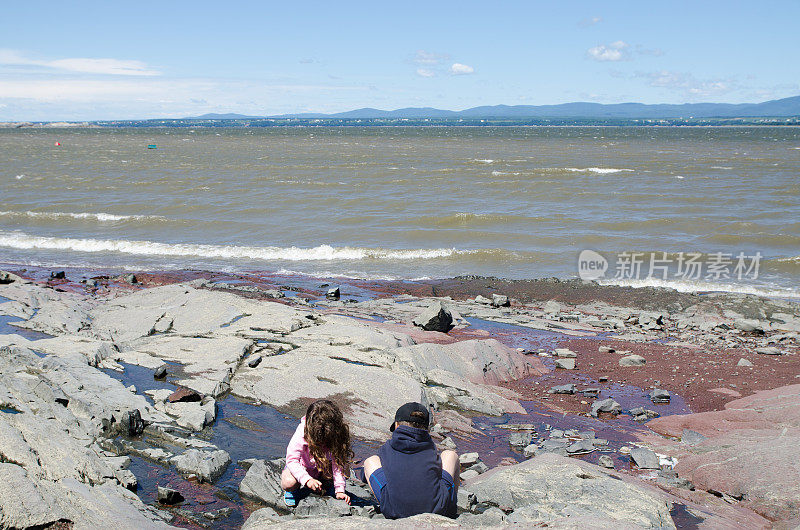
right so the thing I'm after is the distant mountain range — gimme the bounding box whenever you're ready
[189,96,800,121]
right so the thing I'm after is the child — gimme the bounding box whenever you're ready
[280,399,353,506]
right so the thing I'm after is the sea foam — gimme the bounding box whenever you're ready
[564,167,634,174]
[0,231,463,261]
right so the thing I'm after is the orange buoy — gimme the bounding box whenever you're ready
[55,142,61,146]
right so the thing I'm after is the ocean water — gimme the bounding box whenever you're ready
[1,126,799,297]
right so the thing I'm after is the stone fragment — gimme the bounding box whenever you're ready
[554,358,575,370]
[630,447,660,469]
[522,444,537,458]
[650,388,671,403]
[50,271,66,279]
[153,365,167,379]
[566,439,595,454]
[548,384,576,394]
[755,347,781,355]
[491,294,510,307]
[168,387,202,403]
[474,295,492,305]
[411,302,454,333]
[553,348,576,358]
[246,354,263,368]
[619,354,646,367]
[326,286,340,300]
[734,318,762,333]
[543,300,561,314]
[171,449,230,483]
[157,486,184,505]
[598,345,616,353]
[598,455,615,468]
[120,409,145,437]
[737,357,754,367]
[508,432,534,447]
[591,398,622,417]
[459,452,480,467]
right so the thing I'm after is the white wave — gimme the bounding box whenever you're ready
[491,170,521,176]
[564,167,634,174]
[15,175,24,180]
[777,255,800,262]
[710,166,733,170]
[0,210,165,222]
[472,159,494,164]
[674,175,685,179]
[598,277,800,299]
[0,231,464,262]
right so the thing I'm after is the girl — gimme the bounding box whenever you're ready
[281,399,353,506]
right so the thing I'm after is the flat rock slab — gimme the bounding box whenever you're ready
[619,354,646,367]
[466,453,675,528]
[648,384,800,524]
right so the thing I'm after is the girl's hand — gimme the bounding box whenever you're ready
[305,478,323,493]
[336,492,351,504]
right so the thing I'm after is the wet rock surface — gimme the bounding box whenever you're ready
[1,266,798,528]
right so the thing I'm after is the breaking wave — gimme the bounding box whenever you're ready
[564,167,634,174]
[0,210,165,223]
[0,231,467,261]
[599,276,800,299]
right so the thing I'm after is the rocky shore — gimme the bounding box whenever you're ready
[1,267,798,529]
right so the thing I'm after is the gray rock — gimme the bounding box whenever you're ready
[50,271,66,280]
[509,431,534,447]
[630,447,660,469]
[440,436,457,450]
[598,455,614,469]
[294,496,351,518]
[411,302,454,333]
[591,398,622,417]
[537,439,568,456]
[650,388,671,403]
[474,295,492,305]
[491,294,510,307]
[326,287,340,300]
[124,273,138,284]
[548,384,576,394]
[171,449,230,483]
[598,345,616,353]
[566,439,595,454]
[241,507,283,529]
[153,364,167,379]
[470,462,489,474]
[461,469,480,481]
[120,409,145,437]
[543,300,561,314]
[0,271,16,284]
[467,453,675,528]
[554,358,575,370]
[157,486,184,505]
[619,354,646,367]
[734,318,762,333]
[522,444,537,458]
[553,348,577,358]
[459,452,480,467]
[737,357,754,367]
[457,488,477,512]
[246,354,263,368]
[755,346,782,355]
[239,458,286,510]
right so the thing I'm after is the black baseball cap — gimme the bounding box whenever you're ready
[390,402,430,431]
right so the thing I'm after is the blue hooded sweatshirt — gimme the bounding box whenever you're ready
[377,425,456,519]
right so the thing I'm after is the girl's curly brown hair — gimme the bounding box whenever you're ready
[304,400,353,477]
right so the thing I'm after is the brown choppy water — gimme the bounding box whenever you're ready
[1,126,799,296]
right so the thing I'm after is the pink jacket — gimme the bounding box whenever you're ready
[285,416,346,493]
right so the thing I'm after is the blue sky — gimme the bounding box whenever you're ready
[1,1,798,120]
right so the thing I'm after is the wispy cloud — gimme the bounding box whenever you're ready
[631,70,738,98]
[587,41,630,62]
[578,16,602,27]
[416,68,435,78]
[413,50,450,66]
[450,63,475,75]
[0,49,159,76]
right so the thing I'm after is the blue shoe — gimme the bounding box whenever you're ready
[284,490,297,507]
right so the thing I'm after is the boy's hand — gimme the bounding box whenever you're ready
[305,478,323,493]
[336,491,351,504]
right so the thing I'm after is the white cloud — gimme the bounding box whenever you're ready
[0,49,159,76]
[416,68,435,78]
[414,50,450,65]
[587,41,629,62]
[450,63,474,75]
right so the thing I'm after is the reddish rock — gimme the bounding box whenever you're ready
[168,387,202,403]
[648,385,800,524]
